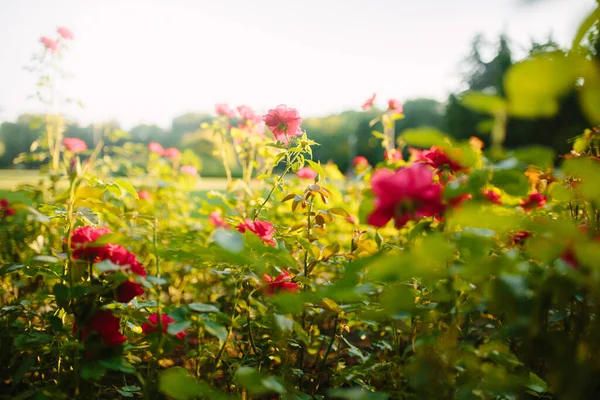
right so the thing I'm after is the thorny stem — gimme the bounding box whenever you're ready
[319,317,339,371]
[253,149,300,220]
[299,200,315,370]
[215,281,243,368]
[217,123,233,184]
[246,291,261,370]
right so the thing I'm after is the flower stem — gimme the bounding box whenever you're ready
[253,150,299,220]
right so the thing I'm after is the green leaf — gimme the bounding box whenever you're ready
[202,320,228,342]
[167,320,191,336]
[460,92,507,115]
[13,354,35,384]
[329,207,350,218]
[505,54,578,118]
[0,264,25,276]
[234,367,286,396]
[95,260,121,273]
[213,229,244,253]
[81,362,107,381]
[53,283,69,308]
[274,314,294,333]
[572,7,600,48]
[99,358,135,374]
[491,169,529,196]
[526,372,548,393]
[400,127,448,148]
[114,179,139,199]
[158,367,232,400]
[510,146,555,169]
[306,159,326,179]
[328,388,390,400]
[188,303,220,313]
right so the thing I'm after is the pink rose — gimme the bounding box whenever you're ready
[215,103,236,118]
[296,167,317,180]
[180,165,198,176]
[163,148,181,161]
[263,105,303,145]
[40,36,58,52]
[57,27,74,40]
[367,164,445,229]
[387,99,403,113]
[362,93,376,110]
[148,142,165,155]
[63,138,88,153]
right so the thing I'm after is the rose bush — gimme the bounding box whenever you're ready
[2,9,600,399]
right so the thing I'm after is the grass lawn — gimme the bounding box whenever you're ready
[0,170,228,208]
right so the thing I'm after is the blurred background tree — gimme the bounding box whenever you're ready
[2,29,598,174]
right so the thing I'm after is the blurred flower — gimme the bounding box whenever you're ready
[520,193,546,211]
[482,189,502,205]
[180,165,198,176]
[510,230,532,245]
[353,156,369,167]
[0,198,15,217]
[368,164,444,228]
[237,219,276,246]
[362,93,376,110]
[40,36,58,52]
[63,138,88,153]
[117,280,144,303]
[296,167,317,180]
[387,99,403,114]
[263,105,303,145]
[71,226,147,303]
[469,136,484,151]
[415,146,465,174]
[261,271,298,296]
[99,244,147,277]
[71,226,112,260]
[384,149,403,163]
[68,157,81,180]
[448,193,472,208]
[76,310,126,346]
[163,147,181,161]
[137,190,151,200]
[237,105,262,124]
[57,27,74,40]
[148,142,165,155]
[215,103,236,118]
[209,210,228,228]
[142,313,186,339]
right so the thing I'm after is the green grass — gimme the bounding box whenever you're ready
[0,169,228,190]
[0,170,228,208]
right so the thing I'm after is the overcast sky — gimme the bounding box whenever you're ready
[0,0,595,129]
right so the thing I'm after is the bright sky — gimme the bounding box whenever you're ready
[0,0,595,129]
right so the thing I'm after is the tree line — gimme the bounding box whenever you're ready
[1,32,598,175]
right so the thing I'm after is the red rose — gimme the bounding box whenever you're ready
[520,193,546,211]
[353,156,369,167]
[142,313,186,339]
[415,146,465,174]
[482,189,503,205]
[261,271,298,296]
[76,310,126,346]
[367,164,445,229]
[237,219,276,246]
[117,280,145,303]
